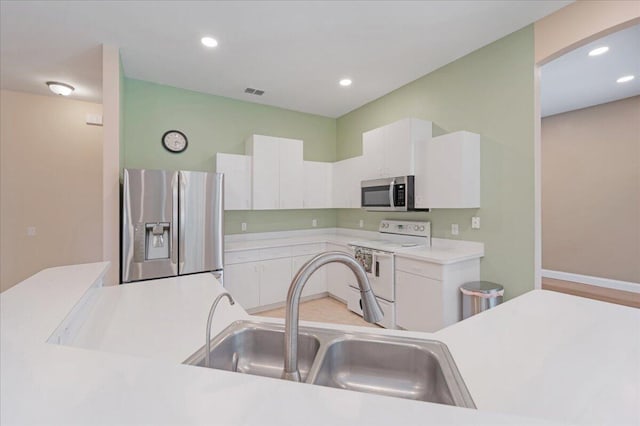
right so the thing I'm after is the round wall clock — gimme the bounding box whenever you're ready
[161,130,188,153]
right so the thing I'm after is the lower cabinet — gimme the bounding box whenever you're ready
[324,243,352,301]
[394,255,480,332]
[395,270,442,332]
[258,258,293,306]
[224,262,260,310]
[225,242,349,310]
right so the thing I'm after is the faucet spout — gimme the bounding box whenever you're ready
[205,292,235,368]
[282,251,383,382]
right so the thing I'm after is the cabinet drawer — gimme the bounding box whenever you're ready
[226,249,262,265]
[293,243,325,256]
[395,256,442,280]
[260,246,292,260]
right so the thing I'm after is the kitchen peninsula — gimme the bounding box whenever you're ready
[1,261,638,425]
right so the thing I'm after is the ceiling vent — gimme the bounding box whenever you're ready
[244,87,265,96]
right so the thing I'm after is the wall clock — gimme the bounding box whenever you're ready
[162,130,188,153]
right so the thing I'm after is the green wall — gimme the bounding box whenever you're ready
[336,26,535,298]
[122,79,337,235]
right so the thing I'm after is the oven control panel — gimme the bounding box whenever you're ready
[378,220,431,238]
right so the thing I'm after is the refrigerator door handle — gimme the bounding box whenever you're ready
[177,171,186,272]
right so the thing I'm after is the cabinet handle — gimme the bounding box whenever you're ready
[375,261,380,277]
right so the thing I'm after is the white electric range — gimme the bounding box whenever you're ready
[347,220,431,328]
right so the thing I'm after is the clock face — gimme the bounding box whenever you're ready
[162,130,188,153]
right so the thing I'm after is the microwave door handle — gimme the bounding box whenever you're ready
[389,179,395,208]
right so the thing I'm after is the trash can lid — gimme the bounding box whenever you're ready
[460,281,504,295]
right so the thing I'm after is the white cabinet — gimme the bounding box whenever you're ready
[418,131,480,209]
[395,270,442,332]
[216,153,252,210]
[303,161,332,208]
[246,135,303,210]
[224,262,260,309]
[395,255,479,332]
[258,258,293,306]
[324,243,352,301]
[332,156,364,208]
[361,118,432,180]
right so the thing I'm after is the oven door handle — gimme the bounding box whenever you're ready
[388,178,396,208]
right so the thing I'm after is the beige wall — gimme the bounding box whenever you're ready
[101,45,121,286]
[534,1,640,64]
[542,96,640,283]
[0,90,103,291]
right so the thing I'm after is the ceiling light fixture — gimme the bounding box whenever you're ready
[46,81,74,96]
[201,37,218,48]
[339,78,352,87]
[588,46,609,56]
[616,75,635,83]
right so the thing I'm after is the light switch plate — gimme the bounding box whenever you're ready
[312,219,317,227]
[26,226,36,236]
[451,224,459,235]
[241,222,247,232]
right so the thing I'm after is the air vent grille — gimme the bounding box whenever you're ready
[244,87,264,96]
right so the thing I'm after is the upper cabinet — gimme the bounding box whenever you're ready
[246,135,304,210]
[416,131,480,209]
[362,118,432,180]
[303,161,333,208]
[216,153,252,210]
[332,156,365,208]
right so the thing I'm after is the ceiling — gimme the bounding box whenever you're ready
[1,1,570,118]
[541,24,640,117]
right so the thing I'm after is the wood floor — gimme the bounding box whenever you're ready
[257,296,379,328]
[542,277,640,309]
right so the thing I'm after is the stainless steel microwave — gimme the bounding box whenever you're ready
[360,176,428,212]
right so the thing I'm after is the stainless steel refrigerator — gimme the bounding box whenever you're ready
[121,169,224,283]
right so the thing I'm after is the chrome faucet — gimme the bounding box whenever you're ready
[282,251,383,381]
[205,292,235,368]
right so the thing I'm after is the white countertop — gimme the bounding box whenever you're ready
[4,262,639,425]
[436,290,640,424]
[1,262,552,425]
[225,228,484,265]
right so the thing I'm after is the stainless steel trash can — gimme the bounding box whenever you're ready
[460,281,504,320]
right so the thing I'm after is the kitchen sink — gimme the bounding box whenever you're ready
[184,320,475,409]
[184,323,321,381]
[311,337,472,406]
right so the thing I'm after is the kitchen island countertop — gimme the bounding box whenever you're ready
[3,262,638,425]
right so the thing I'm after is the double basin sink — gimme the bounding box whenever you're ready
[184,320,475,408]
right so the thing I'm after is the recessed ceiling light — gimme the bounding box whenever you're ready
[46,81,74,96]
[339,79,352,87]
[201,37,218,48]
[588,46,609,56]
[616,75,635,83]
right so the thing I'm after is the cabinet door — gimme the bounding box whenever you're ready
[248,135,280,210]
[362,126,384,179]
[332,160,349,208]
[224,262,260,309]
[345,156,365,208]
[258,258,293,306]
[292,255,327,297]
[279,138,304,209]
[325,244,353,301]
[395,270,443,332]
[303,161,332,209]
[384,119,413,177]
[216,153,252,210]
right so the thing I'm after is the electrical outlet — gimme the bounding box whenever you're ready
[312,219,317,227]
[26,226,36,236]
[241,222,247,232]
[451,224,459,235]
[471,217,480,229]
[359,219,364,228]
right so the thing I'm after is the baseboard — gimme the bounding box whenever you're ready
[542,269,640,294]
